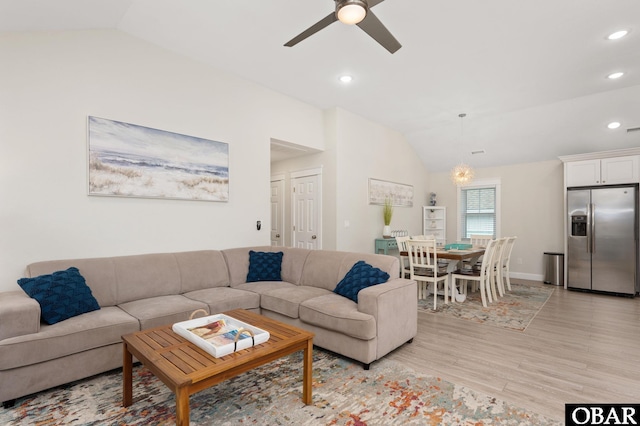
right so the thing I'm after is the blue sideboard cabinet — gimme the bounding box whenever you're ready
[374,238,398,255]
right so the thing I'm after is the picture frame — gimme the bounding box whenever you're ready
[368,178,413,207]
[88,116,229,202]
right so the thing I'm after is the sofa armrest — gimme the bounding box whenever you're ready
[0,291,41,341]
[357,278,417,359]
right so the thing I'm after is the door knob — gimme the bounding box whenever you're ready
[311,235,317,239]
[275,234,280,238]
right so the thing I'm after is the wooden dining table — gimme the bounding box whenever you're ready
[400,248,485,303]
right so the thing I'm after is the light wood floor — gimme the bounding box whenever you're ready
[386,279,640,422]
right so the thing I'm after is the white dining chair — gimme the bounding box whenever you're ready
[395,235,411,278]
[407,239,449,309]
[452,238,498,308]
[488,237,506,299]
[411,234,435,240]
[499,236,517,292]
[470,235,493,248]
[465,234,493,269]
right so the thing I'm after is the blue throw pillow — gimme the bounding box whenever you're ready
[334,261,390,303]
[246,251,284,282]
[18,267,100,325]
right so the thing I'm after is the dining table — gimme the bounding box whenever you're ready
[399,247,485,303]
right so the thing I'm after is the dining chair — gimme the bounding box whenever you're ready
[488,237,506,299]
[469,235,493,248]
[498,236,517,292]
[452,238,498,308]
[406,239,449,309]
[465,234,493,269]
[395,235,411,278]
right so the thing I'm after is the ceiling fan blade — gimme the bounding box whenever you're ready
[368,0,386,7]
[284,12,338,47]
[357,10,401,53]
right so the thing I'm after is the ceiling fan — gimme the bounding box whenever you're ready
[284,0,402,54]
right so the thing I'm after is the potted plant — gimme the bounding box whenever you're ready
[382,198,393,238]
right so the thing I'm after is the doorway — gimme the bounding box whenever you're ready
[291,168,322,250]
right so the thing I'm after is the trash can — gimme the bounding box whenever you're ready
[543,252,564,286]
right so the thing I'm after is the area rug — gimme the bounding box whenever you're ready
[418,282,554,331]
[0,349,560,426]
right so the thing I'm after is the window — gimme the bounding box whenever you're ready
[457,179,501,240]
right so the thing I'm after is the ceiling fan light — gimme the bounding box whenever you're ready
[336,0,367,25]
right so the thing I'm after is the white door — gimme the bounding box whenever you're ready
[292,169,321,250]
[270,176,285,247]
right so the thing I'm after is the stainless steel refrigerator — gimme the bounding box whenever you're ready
[567,184,638,295]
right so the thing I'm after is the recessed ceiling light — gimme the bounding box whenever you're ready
[607,121,621,129]
[607,71,624,79]
[339,75,353,83]
[607,30,629,40]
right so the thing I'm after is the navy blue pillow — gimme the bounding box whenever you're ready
[18,267,100,325]
[246,251,284,282]
[334,261,390,303]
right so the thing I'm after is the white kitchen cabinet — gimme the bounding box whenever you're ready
[423,206,446,245]
[601,156,640,185]
[566,155,639,187]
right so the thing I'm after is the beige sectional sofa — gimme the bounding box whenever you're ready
[0,246,417,406]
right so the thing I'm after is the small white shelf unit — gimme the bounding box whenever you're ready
[422,206,446,245]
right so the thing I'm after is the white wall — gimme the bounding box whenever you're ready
[0,29,324,292]
[334,108,430,253]
[428,159,565,280]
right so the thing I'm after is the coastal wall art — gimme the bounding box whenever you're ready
[368,178,413,207]
[88,116,229,202]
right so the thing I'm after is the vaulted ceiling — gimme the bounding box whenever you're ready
[2,0,639,171]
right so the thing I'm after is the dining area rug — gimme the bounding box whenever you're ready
[418,282,555,331]
[0,348,560,426]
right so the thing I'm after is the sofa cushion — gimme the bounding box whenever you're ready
[299,294,376,340]
[18,267,101,325]
[333,261,390,303]
[0,306,138,370]
[175,250,230,292]
[183,287,260,313]
[233,281,296,295]
[223,246,310,286]
[117,295,208,330]
[114,253,183,305]
[246,250,283,282]
[261,286,332,319]
[299,250,348,291]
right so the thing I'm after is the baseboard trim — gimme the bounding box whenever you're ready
[510,272,544,282]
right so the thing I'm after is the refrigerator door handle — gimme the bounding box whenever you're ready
[586,203,592,253]
[590,203,596,253]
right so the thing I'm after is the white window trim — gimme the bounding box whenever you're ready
[456,178,501,241]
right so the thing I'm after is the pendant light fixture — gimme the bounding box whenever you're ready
[450,113,475,186]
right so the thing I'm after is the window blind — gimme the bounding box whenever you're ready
[459,186,496,239]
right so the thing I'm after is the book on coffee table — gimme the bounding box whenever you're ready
[172,313,270,358]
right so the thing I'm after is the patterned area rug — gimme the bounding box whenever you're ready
[418,282,555,331]
[1,349,560,425]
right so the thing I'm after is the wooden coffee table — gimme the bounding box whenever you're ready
[122,309,314,426]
